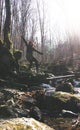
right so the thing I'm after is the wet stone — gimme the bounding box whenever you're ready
[17,109,30,117]
[61,109,78,118]
[22,97,36,108]
[30,106,42,121]
[0,105,18,118]
[1,89,14,100]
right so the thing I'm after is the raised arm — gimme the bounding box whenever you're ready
[33,48,43,55]
[21,36,28,46]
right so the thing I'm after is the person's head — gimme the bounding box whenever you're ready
[29,41,34,47]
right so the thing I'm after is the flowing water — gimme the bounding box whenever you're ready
[74,87,80,97]
[42,82,80,129]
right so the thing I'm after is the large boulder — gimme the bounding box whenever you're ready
[35,91,80,113]
[45,92,80,112]
[56,82,74,93]
[0,117,54,130]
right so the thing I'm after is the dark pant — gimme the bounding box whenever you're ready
[28,56,39,72]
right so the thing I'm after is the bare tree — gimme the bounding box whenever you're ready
[3,0,11,49]
[10,0,21,49]
[36,0,46,63]
[20,0,32,59]
[0,0,3,36]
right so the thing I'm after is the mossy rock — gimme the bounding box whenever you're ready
[36,91,80,112]
[52,92,80,102]
[46,92,80,112]
[56,82,74,93]
[0,117,54,130]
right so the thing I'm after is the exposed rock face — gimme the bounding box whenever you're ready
[0,117,54,130]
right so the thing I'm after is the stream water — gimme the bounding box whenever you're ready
[43,81,80,129]
[0,78,80,130]
[43,91,80,129]
[74,87,80,96]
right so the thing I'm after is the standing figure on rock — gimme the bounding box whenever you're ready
[21,36,43,73]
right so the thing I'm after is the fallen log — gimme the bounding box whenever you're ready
[46,74,75,80]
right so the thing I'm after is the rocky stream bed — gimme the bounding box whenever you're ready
[0,72,80,130]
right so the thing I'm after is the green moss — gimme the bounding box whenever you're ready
[0,38,4,45]
[32,120,40,129]
[15,123,32,130]
[0,122,32,130]
[7,33,14,54]
[56,82,74,93]
[26,125,33,130]
[0,118,53,130]
[52,92,71,103]
[52,92,80,103]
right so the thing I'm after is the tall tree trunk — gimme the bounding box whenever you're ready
[0,0,2,36]
[3,0,11,49]
[36,0,45,63]
[0,0,3,37]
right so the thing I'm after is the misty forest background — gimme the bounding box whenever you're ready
[0,0,80,73]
